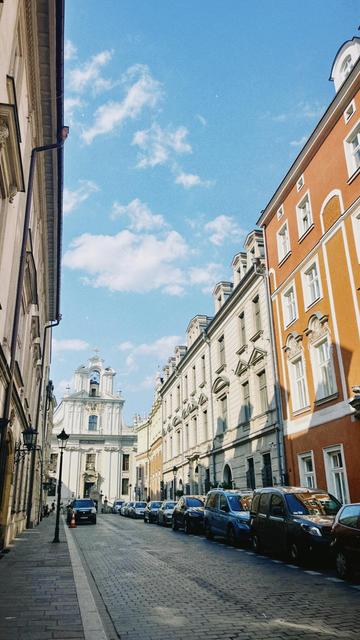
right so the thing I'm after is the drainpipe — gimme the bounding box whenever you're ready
[253,241,286,485]
[202,331,216,487]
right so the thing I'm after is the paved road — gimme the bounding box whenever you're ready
[72,514,360,640]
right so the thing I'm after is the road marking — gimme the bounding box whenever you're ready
[304,570,322,575]
[271,559,282,563]
[326,577,344,583]
[285,564,299,569]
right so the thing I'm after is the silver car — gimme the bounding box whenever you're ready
[157,501,177,526]
[131,501,147,519]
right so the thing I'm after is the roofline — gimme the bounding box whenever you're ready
[328,36,360,80]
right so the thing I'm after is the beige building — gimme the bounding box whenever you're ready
[135,379,163,500]
[0,1,65,547]
[160,231,284,500]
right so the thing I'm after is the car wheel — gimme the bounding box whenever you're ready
[288,540,303,564]
[227,525,237,547]
[172,518,178,531]
[335,550,353,581]
[204,522,213,540]
[184,518,191,535]
[252,533,262,553]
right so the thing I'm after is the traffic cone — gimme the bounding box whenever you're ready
[69,512,77,528]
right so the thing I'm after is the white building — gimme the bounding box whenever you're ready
[50,355,136,505]
[161,230,285,498]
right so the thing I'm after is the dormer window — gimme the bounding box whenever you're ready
[341,54,353,80]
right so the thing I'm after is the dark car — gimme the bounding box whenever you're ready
[331,502,360,580]
[67,498,97,525]
[250,486,341,563]
[144,501,162,523]
[204,489,253,545]
[172,496,205,534]
[157,501,176,526]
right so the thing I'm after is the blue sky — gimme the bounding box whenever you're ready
[53,0,359,423]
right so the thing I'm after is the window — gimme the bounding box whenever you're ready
[258,370,268,413]
[192,365,196,392]
[218,335,225,367]
[282,284,297,327]
[219,395,228,431]
[344,120,360,176]
[296,175,304,191]
[339,505,360,529]
[262,453,273,487]
[276,205,284,220]
[324,447,348,504]
[203,410,208,441]
[242,381,251,421]
[201,354,206,383]
[341,54,353,81]
[344,100,355,123]
[177,430,181,455]
[122,454,129,471]
[239,311,246,346]
[298,452,316,488]
[49,453,58,473]
[302,259,321,308]
[184,424,189,451]
[88,415,98,431]
[297,193,312,237]
[252,296,261,333]
[86,454,96,471]
[277,221,290,262]
[193,416,198,445]
[246,457,256,490]
[312,338,337,400]
[176,384,180,409]
[270,494,285,516]
[352,209,360,262]
[184,375,188,400]
[289,356,308,411]
[122,478,129,495]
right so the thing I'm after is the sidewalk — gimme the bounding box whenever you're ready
[0,516,85,640]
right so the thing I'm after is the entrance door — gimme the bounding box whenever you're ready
[84,482,94,498]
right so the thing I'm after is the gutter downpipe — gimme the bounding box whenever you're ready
[202,331,216,487]
[259,231,287,485]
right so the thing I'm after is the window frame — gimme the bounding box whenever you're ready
[323,444,349,504]
[344,99,356,124]
[242,380,251,422]
[296,190,313,239]
[298,451,316,489]
[281,281,298,328]
[310,336,337,402]
[218,335,226,368]
[257,369,268,413]
[351,207,360,263]
[276,220,291,263]
[343,117,360,178]
[301,256,323,309]
[288,353,309,412]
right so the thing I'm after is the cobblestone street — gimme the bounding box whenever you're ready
[72,515,360,640]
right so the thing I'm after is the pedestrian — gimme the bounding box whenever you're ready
[51,501,55,513]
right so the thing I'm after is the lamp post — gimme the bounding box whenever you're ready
[173,465,177,500]
[52,428,69,543]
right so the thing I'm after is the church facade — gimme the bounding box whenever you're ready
[50,355,136,505]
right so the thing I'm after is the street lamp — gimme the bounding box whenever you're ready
[52,428,69,543]
[14,424,38,464]
[173,465,177,500]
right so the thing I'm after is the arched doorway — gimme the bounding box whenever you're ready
[223,464,232,489]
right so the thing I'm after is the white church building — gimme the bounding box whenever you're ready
[50,355,137,506]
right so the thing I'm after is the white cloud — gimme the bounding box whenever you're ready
[111,198,166,231]
[289,135,307,147]
[175,172,213,189]
[82,64,162,144]
[64,40,77,61]
[63,180,99,215]
[124,335,183,371]
[196,114,207,127]
[271,101,324,123]
[52,339,90,353]
[133,123,192,168]
[117,341,134,351]
[68,50,113,94]
[188,263,223,293]
[64,97,83,122]
[63,230,189,295]
[204,215,246,246]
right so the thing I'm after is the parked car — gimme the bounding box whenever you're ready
[112,500,125,514]
[331,502,360,580]
[67,498,97,525]
[120,502,130,516]
[204,489,253,545]
[157,501,176,526]
[144,501,162,523]
[124,501,135,517]
[130,501,147,519]
[250,486,341,563]
[172,496,205,534]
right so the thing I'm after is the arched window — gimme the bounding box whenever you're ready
[88,415,98,431]
[223,464,232,488]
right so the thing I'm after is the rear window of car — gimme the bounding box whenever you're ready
[186,498,204,507]
[339,505,360,529]
[73,500,94,508]
[227,494,252,512]
[151,502,162,508]
[285,492,341,516]
[135,502,147,507]
[164,502,176,508]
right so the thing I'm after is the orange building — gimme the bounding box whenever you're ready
[258,38,360,503]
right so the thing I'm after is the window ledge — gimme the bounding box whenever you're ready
[291,405,311,417]
[215,364,226,374]
[304,296,322,312]
[284,317,297,330]
[314,392,338,407]
[236,344,247,355]
[250,329,263,343]
[298,224,314,244]
[347,165,360,185]
[278,251,292,267]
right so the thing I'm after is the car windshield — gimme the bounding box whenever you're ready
[135,502,147,508]
[227,495,252,512]
[73,500,94,508]
[164,502,176,509]
[151,502,162,508]
[186,498,204,507]
[115,501,123,505]
[285,492,341,516]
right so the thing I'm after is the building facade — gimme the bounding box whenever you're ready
[258,38,360,503]
[0,0,64,547]
[160,231,284,499]
[135,380,162,500]
[50,355,136,505]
